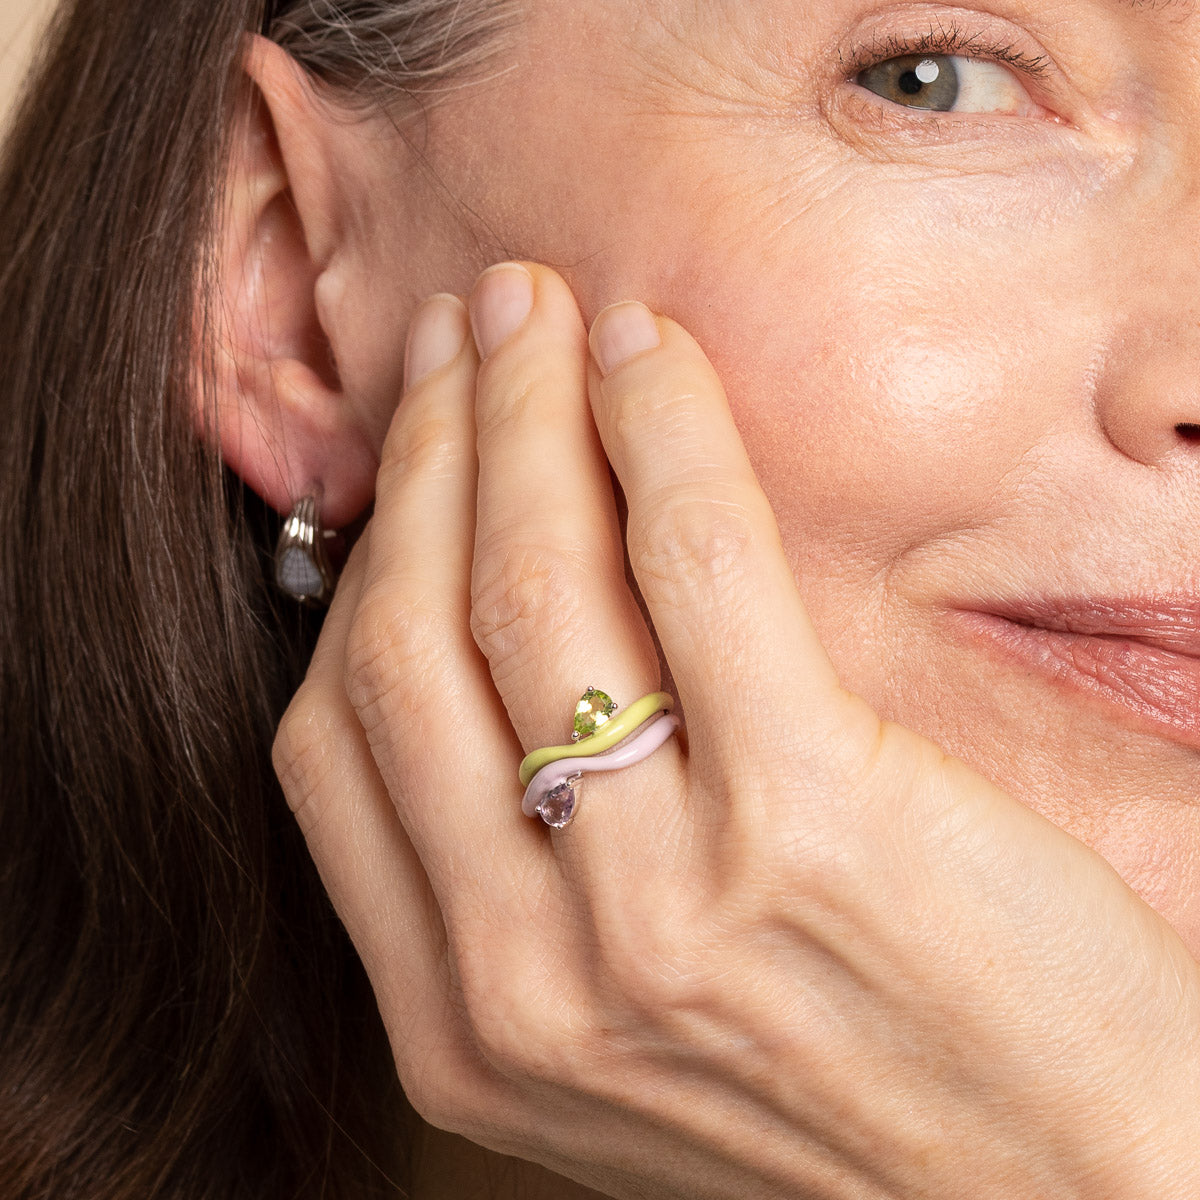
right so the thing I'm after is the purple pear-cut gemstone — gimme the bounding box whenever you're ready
[537,782,577,828]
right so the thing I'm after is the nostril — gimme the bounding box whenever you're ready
[1176,423,1200,443]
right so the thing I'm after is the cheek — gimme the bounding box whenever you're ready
[607,155,1109,588]
[434,70,1097,597]
[736,320,1013,542]
[559,167,1086,586]
[603,190,1104,696]
[662,258,1058,573]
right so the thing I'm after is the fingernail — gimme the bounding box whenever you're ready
[469,262,534,358]
[589,301,662,377]
[405,293,469,389]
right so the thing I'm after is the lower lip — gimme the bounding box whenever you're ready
[953,611,1200,750]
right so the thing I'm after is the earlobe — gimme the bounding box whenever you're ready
[202,34,378,529]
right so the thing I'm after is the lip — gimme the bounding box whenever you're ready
[951,598,1200,750]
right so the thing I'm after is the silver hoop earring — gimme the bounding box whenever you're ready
[274,493,336,605]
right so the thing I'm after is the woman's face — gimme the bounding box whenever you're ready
[345,0,1200,945]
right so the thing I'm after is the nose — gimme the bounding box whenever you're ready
[1092,317,1200,467]
[1088,175,1200,466]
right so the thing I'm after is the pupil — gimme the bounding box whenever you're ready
[856,54,960,111]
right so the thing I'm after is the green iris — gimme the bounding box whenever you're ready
[857,55,961,111]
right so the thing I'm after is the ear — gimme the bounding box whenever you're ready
[201,35,378,528]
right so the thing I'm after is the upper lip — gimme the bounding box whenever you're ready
[971,598,1200,659]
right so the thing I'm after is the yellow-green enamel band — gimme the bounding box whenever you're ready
[519,692,674,786]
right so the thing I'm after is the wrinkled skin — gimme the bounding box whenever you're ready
[276,266,1200,1198]
[263,1,1200,1195]
[319,0,1200,945]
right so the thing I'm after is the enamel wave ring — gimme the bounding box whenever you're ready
[520,689,680,828]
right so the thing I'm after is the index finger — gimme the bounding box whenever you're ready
[587,303,880,787]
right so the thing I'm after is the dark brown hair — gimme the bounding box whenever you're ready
[0,1,512,1195]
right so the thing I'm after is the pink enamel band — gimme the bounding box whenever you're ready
[522,713,681,821]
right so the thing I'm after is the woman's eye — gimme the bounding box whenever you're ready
[855,54,1038,116]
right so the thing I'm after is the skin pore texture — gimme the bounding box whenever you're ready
[308,0,1200,932]
[231,1,1200,1194]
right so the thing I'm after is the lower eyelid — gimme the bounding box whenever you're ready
[824,81,1067,161]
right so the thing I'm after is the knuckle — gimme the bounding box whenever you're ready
[455,946,583,1088]
[470,545,584,674]
[395,1046,475,1134]
[475,362,540,440]
[469,1003,559,1086]
[379,400,464,492]
[272,695,339,840]
[593,881,713,1022]
[610,375,693,451]
[475,350,572,443]
[605,349,708,438]
[344,589,450,740]
[399,1077,454,1133]
[628,491,755,607]
[387,988,500,1136]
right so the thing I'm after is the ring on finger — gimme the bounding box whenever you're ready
[518,689,675,785]
[521,688,680,828]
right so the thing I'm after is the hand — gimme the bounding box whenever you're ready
[274,263,1200,1200]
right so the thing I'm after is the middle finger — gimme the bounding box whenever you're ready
[468,263,664,803]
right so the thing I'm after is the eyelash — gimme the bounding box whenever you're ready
[844,22,1051,83]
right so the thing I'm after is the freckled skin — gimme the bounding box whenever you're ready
[325,1,1200,952]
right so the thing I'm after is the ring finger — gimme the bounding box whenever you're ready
[467,263,674,833]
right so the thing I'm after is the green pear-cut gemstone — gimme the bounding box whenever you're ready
[573,688,616,740]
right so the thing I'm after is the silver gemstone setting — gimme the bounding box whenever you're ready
[536,780,578,828]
